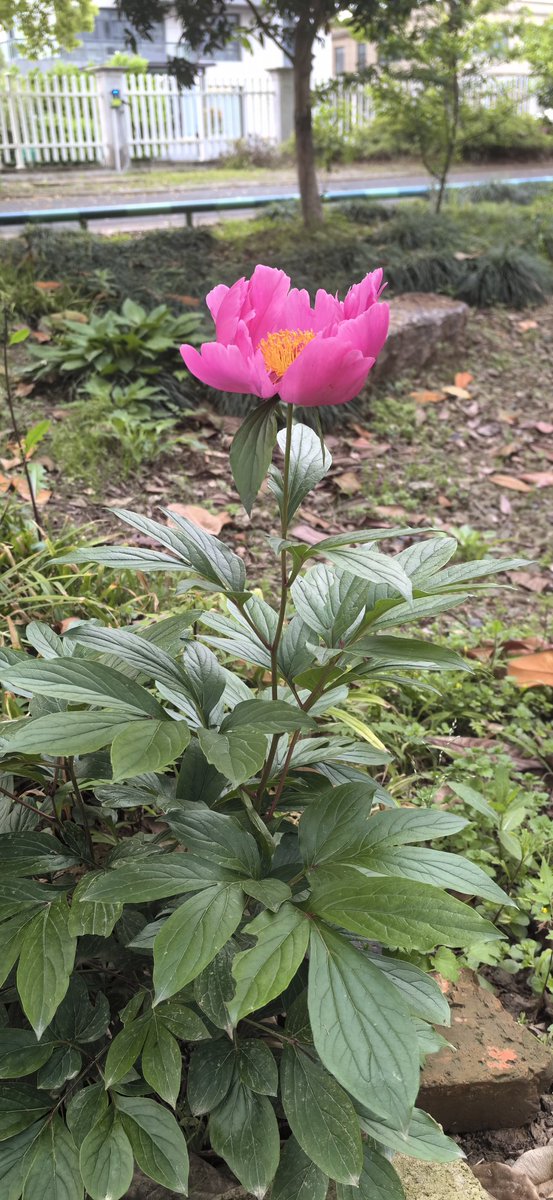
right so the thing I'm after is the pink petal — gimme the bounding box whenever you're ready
[336,302,390,358]
[313,288,343,330]
[246,265,291,344]
[277,335,374,407]
[213,277,250,345]
[206,284,229,323]
[343,269,385,320]
[280,287,314,330]
[180,342,275,398]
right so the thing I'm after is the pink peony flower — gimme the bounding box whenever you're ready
[180,264,389,408]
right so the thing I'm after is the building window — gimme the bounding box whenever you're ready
[357,42,367,70]
[206,14,241,62]
[335,46,346,75]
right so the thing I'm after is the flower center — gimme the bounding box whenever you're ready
[259,328,315,379]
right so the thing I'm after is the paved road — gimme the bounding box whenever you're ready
[1,161,551,236]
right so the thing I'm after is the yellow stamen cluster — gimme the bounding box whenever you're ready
[260,328,315,379]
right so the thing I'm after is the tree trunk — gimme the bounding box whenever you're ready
[293,19,323,228]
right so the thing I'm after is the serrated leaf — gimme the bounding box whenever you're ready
[103,1017,150,1090]
[0,659,164,718]
[307,867,500,951]
[22,1116,82,1200]
[17,897,76,1038]
[153,883,244,1003]
[271,1136,328,1200]
[111,719,190,779]
[209,1079,279,1199]
[230,401,279,515]
[197,727,267,788]
[308,924,418,1126]
[336,1143,406,1199]
[280,1046,362,1184]
[142,1017,182,1108]
[115,1095,189,1194]
[80,1111,133,1200]
[237,1040,278,1095]
[228,904,309,1025]
[0,1086,50,1142]
[166,805,260,876]
[77,853,226,904]
[187,1040,236,1115]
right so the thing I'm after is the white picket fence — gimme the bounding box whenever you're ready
[0,73,103,166]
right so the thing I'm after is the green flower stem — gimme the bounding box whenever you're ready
[257,406,294,812]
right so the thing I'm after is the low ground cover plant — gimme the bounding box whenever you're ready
[0,265,529,1199]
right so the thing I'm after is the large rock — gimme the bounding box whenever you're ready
[372,292,469,379]
[395,1156,490,1200]
[418,971,553,1133]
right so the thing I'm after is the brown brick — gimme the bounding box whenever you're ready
[418,971,553,1132]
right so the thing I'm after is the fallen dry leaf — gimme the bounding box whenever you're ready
[454,371,474,388]
[520,472,553,488]
[533,421,553,434]
[437,494,452,509]
[509,571,550,594]
[12,476,51,505]
[489,475,533,493]
[166,293,200,307]
[508,651,553,688]
[29,330,51,343]
[289,524,327,546]
[499,494,512,515]
[443,385,471,400]
[14,382,35,398]
[59,618,81,634]
[496,442,520,459]
[410,390,445,405]
[166,503,231,536]
[33,281,62,292]
[335,471,362,495]
[517,319,539,332]
[0,473,10,494]
[373,504,408,518]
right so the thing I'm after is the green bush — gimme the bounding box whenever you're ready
[459,101,553,162]
[456,247,553,308]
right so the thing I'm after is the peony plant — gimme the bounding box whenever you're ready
[0,266,526,1200]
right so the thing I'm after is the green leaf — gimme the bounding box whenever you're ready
[115,1095,189,1195]
[0,1030,54,1079]
[66,1085,109,1148]
[228,904,310,1025]
[0,659,164,718]
[193,941,236,1032]
[230,400,279,515]
[358,846,513,905]
[270,1136,328,1200]
[197,727,267,789]
[183,642,226,715]
[336,1143,406,1200]
[67,625,192,693]
[423,555,530,593]
[0,910,43,988]
[371,592,471,630]
[175,740,226,807]
[307,867,500,951]
[80,1111,133,1200]
[25,622,66,660]
[142,1016,182,1108]
[268,424,332,521]
[51,976,109,1044]
[57,546,187,572]
[0,1086,50,1142]
[280,1045,362,1184]
[366,955,451,1026]
[77,853,227,904]
[350,635,470,673]
[237,1040,278,1096]
[0,1122,45,1200]
[5,712,136,756]
[221,699,316,735]
[17,897,76,1038]
[153,882,245,1003]
[240,878,292,910]
[0,833,79,877]
[357,1105,462,1163]
[36,1045,81,1092]
[308,924,418,1127]
[298,782,378,867]
[22,1116,82,1200]
[448,781,496,821]
[187,1040,236,1115]
[396,535,458,583]
[9,327,30,345]
[209,1079,280,1199]
[103,1018,150,1090]
[322,546,413,603]
[166,805,261,876]
[67,886,122,938]
[155,1002,209,1041]
[111,719,190,779]
[290,566,367,647]
[159,506,246,592]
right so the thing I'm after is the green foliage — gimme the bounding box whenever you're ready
[0,402,522,1197]
[104,51,148,71]
[0,0,95,58]
[26,299,204,410]
[456,247,553,308]
[521,14,553,110]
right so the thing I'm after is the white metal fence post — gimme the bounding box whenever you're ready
[5,76,25,169]
[269,66,294,145]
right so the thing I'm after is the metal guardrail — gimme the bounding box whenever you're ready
[0,175,552,229]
